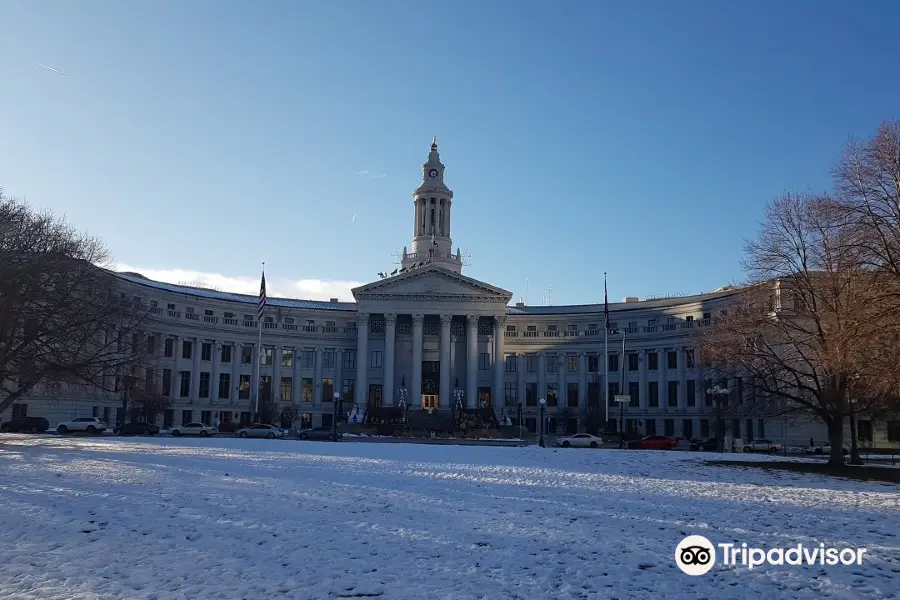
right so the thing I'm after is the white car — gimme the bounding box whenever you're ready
[57,417,107,435]
[169,422,217,437]
[743,439,781,453]
[236,424,285,439]
[555,433,604,448]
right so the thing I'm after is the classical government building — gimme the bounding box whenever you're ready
[5,139,898,448]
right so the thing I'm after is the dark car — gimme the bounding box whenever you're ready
[0,417,50,433]
[627,435,678,450]
[689,437,719,452]
[297,426,341,441]
[115,422,161,436]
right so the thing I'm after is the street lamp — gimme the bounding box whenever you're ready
[332,392,340,441]
[846,373,862,465]
[517,402,524,440]
[539,397,547,447]
[707,384,729,452]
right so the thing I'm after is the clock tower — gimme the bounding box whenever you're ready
[401,137,463,273]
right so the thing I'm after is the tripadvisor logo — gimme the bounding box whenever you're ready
[675,535,867,575]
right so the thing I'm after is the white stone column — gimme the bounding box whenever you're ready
[556,354,565,409]
[191,339,201,402]
[273,346,282,403]
[355,314,369,406]
[579,353,587,408]
[411,314,424,407]
[211,341,221,402]
[228,344,239,405]
[383,314,397,407]
[170,335,181,398]
[639,349,648,409]
[538,352,546,405]
[439,314,452,410]
[677,347,687,409]
[492,316,506,413]
[466,314,479,408]
[292,347,301,405]
[314,348,323,404]
[517,353,525,410]
[251,342,259,408]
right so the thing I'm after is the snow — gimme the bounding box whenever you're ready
[1,436,898,599]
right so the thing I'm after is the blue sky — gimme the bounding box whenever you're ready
[2,1,898,304]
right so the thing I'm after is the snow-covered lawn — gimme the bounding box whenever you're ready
[0,436,898,599]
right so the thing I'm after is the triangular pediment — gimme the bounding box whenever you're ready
[352,265,512,302]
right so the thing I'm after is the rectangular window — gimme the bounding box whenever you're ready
[567,382,578,407]
[505,354,517,373]
[164,338,174,358]
[647,352,658,371]
[608,353,619,372]
[182,410,193,426]
[686,380,696,406]
[700,419,710,438]
[887,421,900,443]
[342,379,355,400]
[146,335,156,355]
[627,354,639,371]
[199,372,210,398]
[182,341,192,360]
[587,354,599,372]
[646,419,657,435]
[683,419,693,439]
[302,350,316,369]
[686,349,695,368]
[370,351,382,369]
[323,350,335,370]
[322,377,334,402]
[218,373,230,399]
[343,350,357,370]
[479,353,490,370]
[525,382,538,406]
[546,382,558,407]
[664,419,675,436]
[667,351,677,369]
[547,355,558,373]
[758,418,766,439]
[201,343,212,361]
[281,377,292,402]
[221,345,232,363]
[648,381,659,407]
[239,375,251,400]
[566,355,578,373]
[259,375,272,403]
[505,381,517,406]
[261,347,273,366]
[179,371,191,397]
[301,378,314,402]
[857,420,873,443]
[201,411,211,426]
[628,381,639,407]
[161,369,172,397]
[526,354,538,373]
[282,349,293,368]
[241,346,253,364]
[667,381,678,407]
[607,382,619,406]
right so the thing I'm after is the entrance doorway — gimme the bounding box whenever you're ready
[422,360,439,403]
[478,387,492,409]
[368,384,382,408]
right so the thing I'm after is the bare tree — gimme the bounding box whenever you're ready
[0,192,149,415]
[700,193,899,466]
[124,376,171,423]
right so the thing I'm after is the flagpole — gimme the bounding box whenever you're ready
[255,262,265,418]
[603,272,609,432]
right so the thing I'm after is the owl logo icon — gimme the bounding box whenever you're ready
[675,535,716,575]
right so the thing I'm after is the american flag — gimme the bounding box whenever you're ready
[603,272,610,331]
[257,269,267,321]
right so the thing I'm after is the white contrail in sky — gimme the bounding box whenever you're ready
[38,64,67,75]
[352,213,357,223]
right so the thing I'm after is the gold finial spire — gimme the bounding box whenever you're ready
[431,135,437,150]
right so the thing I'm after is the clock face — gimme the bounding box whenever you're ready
[428,168,438,179]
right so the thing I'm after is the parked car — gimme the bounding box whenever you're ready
[689,437,719,452]
[236,424,285,439]
[555,433,604,448]
[1,416,50,433]
[115,422,160,436]
[57,417,107,435]
[743,439,781,453]
[169,422,217,436]
[627,435,678,450]
[297,426,340,441]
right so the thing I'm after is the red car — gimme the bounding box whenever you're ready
[627,435,678,450]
